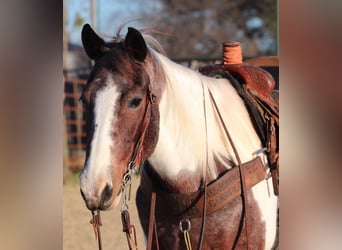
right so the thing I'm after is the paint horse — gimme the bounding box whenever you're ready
[79,23,278,249]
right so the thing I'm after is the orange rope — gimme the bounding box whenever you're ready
[222,41,242,65]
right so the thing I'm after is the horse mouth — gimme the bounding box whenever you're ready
[101,192,122,211]
[81,189,122,211]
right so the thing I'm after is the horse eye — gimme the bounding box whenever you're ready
[127,97,142,108]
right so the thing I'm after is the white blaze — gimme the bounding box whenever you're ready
[80,81,120,197]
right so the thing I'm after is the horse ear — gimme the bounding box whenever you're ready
[81,23,106,59]
[124,27,147,62]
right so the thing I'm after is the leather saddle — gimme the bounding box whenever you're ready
[199,57,279,195]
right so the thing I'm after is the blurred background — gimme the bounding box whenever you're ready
[63,0,277,68]
[63,0,278,178]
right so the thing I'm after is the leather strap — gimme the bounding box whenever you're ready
[127,86,155,173]
[121,210,138,250]
[208,88,251,250]
[147,191,158,250]
[90,211,103,250]
[140,157,266,220]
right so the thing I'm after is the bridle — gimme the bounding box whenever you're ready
[125,85,156,176]
[90,84,156,250]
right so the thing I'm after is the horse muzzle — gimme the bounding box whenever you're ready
[79,174,121,211]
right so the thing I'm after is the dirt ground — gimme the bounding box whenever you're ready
[63,176,146,250]
[64,174,278,250]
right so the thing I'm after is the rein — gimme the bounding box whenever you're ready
[208,89,251,249]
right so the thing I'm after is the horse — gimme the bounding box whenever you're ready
[79,23,278,249]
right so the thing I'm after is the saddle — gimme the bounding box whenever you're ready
[199,56,279,195]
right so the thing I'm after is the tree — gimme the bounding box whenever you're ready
[140,0,277,59]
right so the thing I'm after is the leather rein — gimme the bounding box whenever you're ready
[208,89,251,249]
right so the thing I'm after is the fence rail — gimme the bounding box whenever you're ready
[64,77,87,171]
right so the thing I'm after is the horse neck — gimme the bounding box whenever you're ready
[147,52,263,193]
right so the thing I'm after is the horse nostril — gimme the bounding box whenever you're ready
[100,184,113,205]
[79,183,113,210]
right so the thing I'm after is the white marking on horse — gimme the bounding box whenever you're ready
[149,53,263,181]
[80,79,119,197]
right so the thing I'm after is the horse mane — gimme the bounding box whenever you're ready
[155,53,226,178]
[150,50,264,180]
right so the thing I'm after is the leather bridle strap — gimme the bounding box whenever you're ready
[122,85,155,250]
[127,86,155,173]
[121,210,138,250]
[208,89,251,250]
[147,191,159,250]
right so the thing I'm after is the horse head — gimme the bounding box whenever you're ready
[79,24,161,211]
